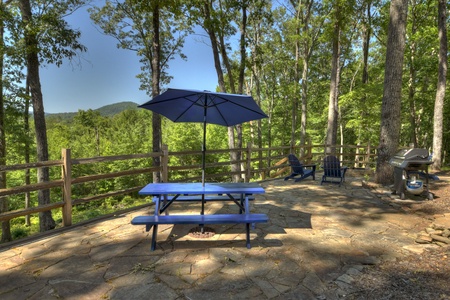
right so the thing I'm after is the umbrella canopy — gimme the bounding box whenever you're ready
[139,88,268,185]
[139,88,267,126]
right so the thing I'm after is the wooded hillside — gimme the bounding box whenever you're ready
[46,102,140,121]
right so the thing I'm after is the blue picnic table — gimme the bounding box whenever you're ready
[132,182,268,251]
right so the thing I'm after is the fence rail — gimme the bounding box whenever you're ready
[0,143,376,227]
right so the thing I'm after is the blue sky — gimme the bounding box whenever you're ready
[40,6,218,113]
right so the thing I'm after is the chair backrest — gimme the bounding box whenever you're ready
[323,155,342,177]
[288,154,304,175]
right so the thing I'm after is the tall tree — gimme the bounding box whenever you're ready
[285,0,324,155]
[325,1,341,155]
[151,2,162,182]
[247,0,272,176]
[0,0,10,242]
[431,0,447,171]
[15,0,87,231]
[356,0,373,148]
[289,0,302,150]
[90,0,188,182]
[376,0,408,184]
[190,0,240,181]
[190,0,269,182]
[19,0,55,231]
[406,0,419,147]
[298,0,324,156]
[404,0,436,148]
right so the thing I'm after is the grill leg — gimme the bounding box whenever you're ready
[425,168,434,200]
[393,167,405,199]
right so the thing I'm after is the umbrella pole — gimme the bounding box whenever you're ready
[201,105,207,221]
[199,105,208,233]
[202,106,207,187]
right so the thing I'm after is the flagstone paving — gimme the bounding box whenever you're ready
[0,174,446,299]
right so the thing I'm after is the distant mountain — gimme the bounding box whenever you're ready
[96,101,140,116]
[46,101,140,121]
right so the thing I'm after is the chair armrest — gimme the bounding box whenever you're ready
[303,164,316,171]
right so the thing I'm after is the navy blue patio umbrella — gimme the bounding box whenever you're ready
[138,88,268,186]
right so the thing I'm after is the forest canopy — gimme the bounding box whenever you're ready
[1,0,449,172]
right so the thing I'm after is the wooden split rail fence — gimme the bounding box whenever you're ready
[0,143,376,227]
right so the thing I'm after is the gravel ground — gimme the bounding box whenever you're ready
[346,171,450,300]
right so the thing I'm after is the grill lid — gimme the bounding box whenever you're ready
[389,148,432,168]
[394,148,429,160]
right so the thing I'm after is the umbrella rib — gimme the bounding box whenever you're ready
[207,95,229,125]
[172,94,205,122]
[208,94,266,126]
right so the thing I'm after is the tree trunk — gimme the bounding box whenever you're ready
[362,2,370,87]
[407,44,418,147]
[300,59,308,157]
[376,0,408,184]
[24,94,31,226]
[0,13,11,242]
[291,0,303,153]
[407,6,418,147]
[19,0,55,231]
[356,1,372,168]
[291,23,300,150]
[234,3,248,182]
[250,23,264,179]
[298,0,316,157]
[151,2,162,183]
[325,12,340,155]
[202,1,240,182]
[432,0,447,171]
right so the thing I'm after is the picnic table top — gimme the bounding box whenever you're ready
[138,182,265,195]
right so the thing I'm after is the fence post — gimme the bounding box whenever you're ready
[61,148,72,226]
[246,143,252,182]
[161,144,169,182]
[366,142,371,168]
[355,145,360,168]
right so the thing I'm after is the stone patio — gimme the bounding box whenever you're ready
[0,174,446,299]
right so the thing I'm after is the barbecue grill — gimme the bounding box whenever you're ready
[389,148,433,200]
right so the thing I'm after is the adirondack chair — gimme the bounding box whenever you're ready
[284,154,316,182]
[320,155,348,186]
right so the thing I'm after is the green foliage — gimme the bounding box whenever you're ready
[4,0,88,68]
[11,226,30,240]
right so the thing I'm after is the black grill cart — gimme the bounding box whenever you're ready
[388,148,433,200]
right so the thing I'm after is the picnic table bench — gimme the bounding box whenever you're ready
[131,213,268,250]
